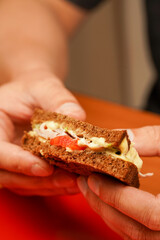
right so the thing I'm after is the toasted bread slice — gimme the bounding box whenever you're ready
[22,109,143,188]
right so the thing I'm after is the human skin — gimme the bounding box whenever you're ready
[77,126,160,240]
[0,0,86,196]
[1,0,160,237]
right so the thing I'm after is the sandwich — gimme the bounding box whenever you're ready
[22,108,143,188]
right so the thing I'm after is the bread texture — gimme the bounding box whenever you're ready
[22,109,139,188]
[31,109,130,148]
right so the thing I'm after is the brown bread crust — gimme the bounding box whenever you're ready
[22,132,139,188]
[32,109,130,148]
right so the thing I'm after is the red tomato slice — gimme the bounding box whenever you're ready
[50,135,72,148]
[50,135,87,150]
[68,139,87,150]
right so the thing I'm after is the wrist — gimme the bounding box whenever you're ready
[10,64,53,81]
[1,61,67,85]
[10,68,65,85]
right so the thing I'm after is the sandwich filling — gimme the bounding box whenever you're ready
[29,121,143,171]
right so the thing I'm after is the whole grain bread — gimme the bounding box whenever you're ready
[32,109,130,148]
[22,134,139,188]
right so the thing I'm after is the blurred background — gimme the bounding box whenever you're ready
[66,0,156,110]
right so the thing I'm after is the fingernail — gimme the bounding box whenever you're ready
[31,164,53,176]
[53,173,75,188]
[127,129,134,142]
[88,176,100,196]
[77,176,88,196]
[56,102,86,120]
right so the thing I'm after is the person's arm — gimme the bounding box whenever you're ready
[0,0,87,196]
[0,0,86,83]
[77,126,160,239]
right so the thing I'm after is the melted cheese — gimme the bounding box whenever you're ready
[107,142,142,171]
[30,121,143,171]
[119,137,129,154]
[78,137,112,150]
[108,138,143,171]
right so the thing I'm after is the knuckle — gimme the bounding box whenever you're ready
[151,126,160,141]
[142,198,160,230]
[125,223,136,239]
[100,185,124,209]
[126,212,160,240]
[148,126,160,155]
[144,205,160,230]
[92,196,103,214]
[87,191,105,216]
[11,158,22,172]
[127,224,148,240]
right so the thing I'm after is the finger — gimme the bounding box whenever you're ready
[29,76,86,120]
[0,77,86,121]
[10,187,79,196]
[0,110,14,141]
[0,110,53,177]
[51,168,78,188]
[83,189,131,239]
[127,126,160,156]
[0,82,34,122]
[0,142,53,176]
[77,177,160,240]
[86,174,160,231]
[0,169,78,190]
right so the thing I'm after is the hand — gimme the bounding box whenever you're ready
[0,70,86,196]
[77,126,160,240]
[128,126,160,156]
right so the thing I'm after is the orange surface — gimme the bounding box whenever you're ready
[0,93,160,240]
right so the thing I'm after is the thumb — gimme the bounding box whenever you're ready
[30,76,86,121]
[127,126,160,156]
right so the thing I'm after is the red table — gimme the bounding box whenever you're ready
[1,93,160,240]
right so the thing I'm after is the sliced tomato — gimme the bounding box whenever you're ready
[50,135,72,148]
[68,139,87,150]
[50,135,87,150]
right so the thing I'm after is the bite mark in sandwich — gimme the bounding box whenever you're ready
[22,109,143,188]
